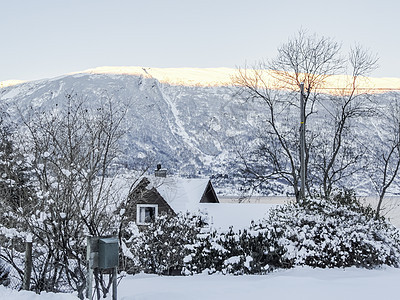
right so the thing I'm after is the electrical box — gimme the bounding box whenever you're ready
[98,237,119,269]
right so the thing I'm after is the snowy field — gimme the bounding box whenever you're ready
[198,202,278,231]
[2,267,400,300]
[219,196,400,228]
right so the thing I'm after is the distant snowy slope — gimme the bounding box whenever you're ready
[0,72,252,179]
[1,69,399,196]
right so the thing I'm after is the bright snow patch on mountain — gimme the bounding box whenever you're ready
[0,79,25,88]
[77,66,238,86]
[77,66,400,92]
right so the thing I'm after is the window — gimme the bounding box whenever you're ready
[136,204,158,225]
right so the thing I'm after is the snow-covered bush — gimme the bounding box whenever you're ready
[183,227,282,275]
[130,213,206,275]
[251,191,400,268]
[128,192,400,276]
[137,218,272,276]
[195,192,400,273]
[182,227,230,275]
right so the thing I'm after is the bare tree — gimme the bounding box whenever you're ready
[3,92,128,298]
[368,93,400,219]
[233,31,378,200]
[309,45,378,198]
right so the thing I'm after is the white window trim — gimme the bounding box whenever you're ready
[136,204,158,225]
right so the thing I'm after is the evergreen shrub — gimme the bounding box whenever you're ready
[127,192,400,275]
[130,213,206,275]
[251,191,400,268]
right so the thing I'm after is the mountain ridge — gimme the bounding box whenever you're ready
[2,66,400,90]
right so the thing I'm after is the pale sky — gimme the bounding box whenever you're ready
[1,0,399,82]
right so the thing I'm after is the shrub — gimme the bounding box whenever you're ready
[251,191,400,268]
[185,228,278,275]
[127,192,400,275]
[130,213,206,275]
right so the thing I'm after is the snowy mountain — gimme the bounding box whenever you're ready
[0,68,399,196]
[0,72,252,189]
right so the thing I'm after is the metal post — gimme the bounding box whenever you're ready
[112,267,117,300]
[300,82,306,199]
[23,234,32,290]
[86,236,93,299]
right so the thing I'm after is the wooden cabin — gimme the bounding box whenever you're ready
[124,176,219,226]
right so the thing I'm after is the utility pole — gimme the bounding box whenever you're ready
[300,83,306,199]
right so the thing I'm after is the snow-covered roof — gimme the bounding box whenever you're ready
[98,173,215,211]
[147,177,214,212]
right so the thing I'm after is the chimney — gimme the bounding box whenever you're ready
[155,164,167,177]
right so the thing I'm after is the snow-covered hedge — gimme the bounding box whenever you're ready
[128,192,400,275]
[182,226,282,275]
[251,192,400,269]
[127,213,206,275]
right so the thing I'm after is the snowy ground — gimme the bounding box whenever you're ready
[0,286,78,300]
[118,267,400,300]
[3,267,400,300]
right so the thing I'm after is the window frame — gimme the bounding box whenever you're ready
[136,204,158,225]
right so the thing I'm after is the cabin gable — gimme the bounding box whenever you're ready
[200,180,219,204]
[125,177,175,225]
